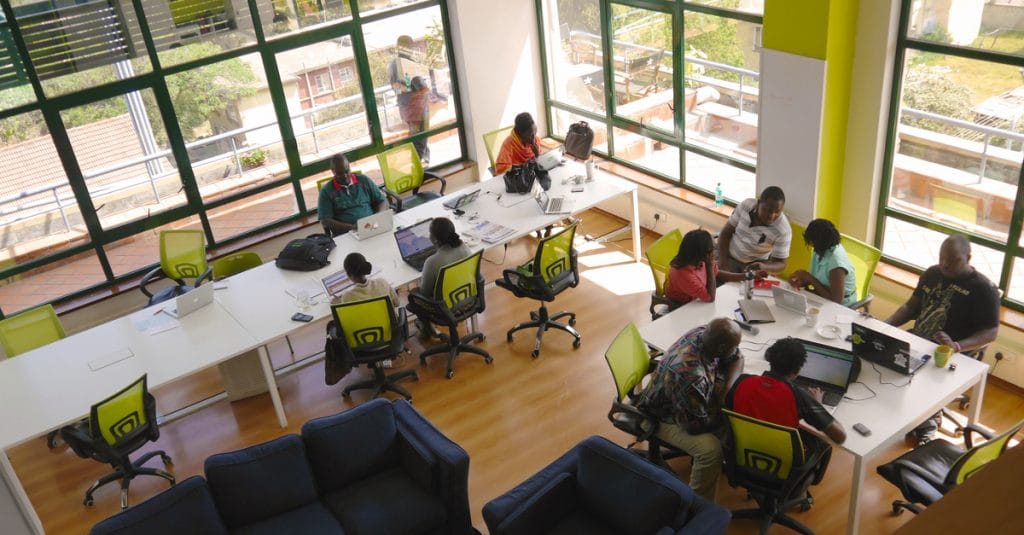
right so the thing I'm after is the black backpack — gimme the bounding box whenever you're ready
[563,121,594,160]
[275,233,335,271]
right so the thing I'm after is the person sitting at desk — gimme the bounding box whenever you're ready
[886,234,1000,445]
[410,217,471,338]
[788,218,858,307]
[717,186,791,274]
[317,154,387,236]
[727,338,846,482]
[334,253,398,311]
[665,229,757,309]
[494,112,541,175]
[635,317,744,501]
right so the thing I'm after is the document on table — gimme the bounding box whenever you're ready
[467,220,517,244]
[285,280,327,300]
[130,308,181,335]
[88,348,135,371]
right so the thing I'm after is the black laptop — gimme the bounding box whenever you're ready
[793,339,860,412]
[851,322,928,375]
[394,218,437,271]
[442,189,480,211]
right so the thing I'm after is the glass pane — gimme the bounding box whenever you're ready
[610,5,672,128]
[612,127,678,180]
[888,51,1019,244]
[0,250,105,314]
[261,0,352,39]
[690,0,764,16]
[882,217,1005,285]
[364,6,456,163]
[907,1,1023,59]
[356,0,430,17]
[683,12,760,164]
[1008,257,1024,303]
[168,52,285,201]
[552,108,608,155]
[0,19,35,111]
[147,0,258,66]
[276,39,371,165]
[207,183,296,241]
[685,150,755,202]
[60,90,185,230]
[104,217,203,277]
[11,0,152,97]
[546,0,604,113]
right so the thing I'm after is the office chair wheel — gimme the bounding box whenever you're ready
[84,496,94,507]
[892,502,904,515]
[445,370,455,379]
[507,332,514,342]
[959,398,970,410]
[573,339,581,349]
[160,454,172,465]
[485,356,494,364]
[569,318,576,326]
[420,356,427,365]
[531,350,540,358]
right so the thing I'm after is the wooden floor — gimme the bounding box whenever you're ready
[9,210,1024,534]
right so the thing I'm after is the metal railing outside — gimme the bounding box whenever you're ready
[901,107,1024,183]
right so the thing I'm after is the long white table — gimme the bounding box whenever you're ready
[638,283,988,535]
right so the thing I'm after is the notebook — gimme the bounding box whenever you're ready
[166,283,214,319]
[532,181,572,215]
[737,298,774,323]
[442,189,481,211]
[393,219,437,271]
[851,322,928,375]
[793,339,860,413]
[353,209,394,241]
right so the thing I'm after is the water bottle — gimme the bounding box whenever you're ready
[714,182,724,208]
[744,270,754,300]
[585,159,594,181]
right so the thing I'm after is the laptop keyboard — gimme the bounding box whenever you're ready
[822,390,842,406]
[548,197,563,213]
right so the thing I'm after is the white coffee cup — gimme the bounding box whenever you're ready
[805,307,820,328]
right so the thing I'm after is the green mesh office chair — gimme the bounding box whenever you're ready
[781,220,811,283]
[482,125,513,175]
[330,296,418,400]
[877,418,1023,515]
[840,234,882,312]
[496,223,581,358]
[645,228,682,320]
[603,322,684,465]
[140,230,212,306]
[721,409,830,535]
[408,251,491,379]
[377,143,447,211]
[212,251,262,280]
[61,375,175,509]
[0,304,68,448]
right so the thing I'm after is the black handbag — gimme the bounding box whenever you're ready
[563,121,594,160]
[504,163,535,194]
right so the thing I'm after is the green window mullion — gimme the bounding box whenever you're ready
[435,0,467,159]
[673,1,684,187]
[348,18,383,149]
[599,0,615,157]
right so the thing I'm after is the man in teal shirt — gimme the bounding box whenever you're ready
[318,154,387,236]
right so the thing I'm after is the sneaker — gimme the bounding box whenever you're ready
[916,435,933,448]
[382,359,393,369]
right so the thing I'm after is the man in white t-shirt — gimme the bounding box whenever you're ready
[717,186,791,274]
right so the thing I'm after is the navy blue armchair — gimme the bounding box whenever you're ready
[482,435,730,535]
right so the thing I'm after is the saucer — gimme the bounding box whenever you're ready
[816,325,841,340]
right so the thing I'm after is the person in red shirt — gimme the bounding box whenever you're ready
[494,112,541,175]
[665,229,756,308]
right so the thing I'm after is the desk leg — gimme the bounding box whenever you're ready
[629,188,641,261]
[846,455,865,535]
[968,372,987,425]
[1,452,44,534]
[257,345,288,428]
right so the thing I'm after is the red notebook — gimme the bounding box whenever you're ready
[754,279,780,290]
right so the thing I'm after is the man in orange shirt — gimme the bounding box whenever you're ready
[495,112,541,174]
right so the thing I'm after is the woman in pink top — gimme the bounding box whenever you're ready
[665,229,760,307]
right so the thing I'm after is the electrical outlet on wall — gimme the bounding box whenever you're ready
[653,211,668,224]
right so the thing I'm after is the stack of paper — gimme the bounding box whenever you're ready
[469,221,517,243]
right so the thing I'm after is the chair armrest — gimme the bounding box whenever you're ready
[196,267,213,287]
[677,493,731,534]
[139,266,165,299]
[963,424,994,449]
[848,294,874,312]
[394,400,473,535]
[483,449,581,532]
[608,399,659,443]
[491,472,578,535]
[383,187,403,212]
[422,171,447,195]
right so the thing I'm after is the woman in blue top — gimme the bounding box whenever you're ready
[788,219,858,306]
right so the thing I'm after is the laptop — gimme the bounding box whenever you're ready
[532,181,573,215]
[393,218,437,271]
[851,322,928,375]
[353,209,394,241]
[793,339,860,413]
[321,266,382,298]
[442,189,480,211]
[166,283,214,319]
[535,147,563,172]
[737,298,775,323]
[773,285,809,314]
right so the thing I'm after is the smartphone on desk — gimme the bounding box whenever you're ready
[291,312,313,323]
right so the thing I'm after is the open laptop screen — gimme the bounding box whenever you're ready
[394,219,435,258]
[798,340,857,390]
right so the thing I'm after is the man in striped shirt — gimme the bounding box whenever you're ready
[717,186,791,274]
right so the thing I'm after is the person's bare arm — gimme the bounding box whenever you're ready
[887,294,922,326]
[717,222,737,268]
[321,218,355,235]
[935,326,999,353]
[795,268,847,304]
[803,387,847,444]
[748,258,786,274]
[704,252,717,302]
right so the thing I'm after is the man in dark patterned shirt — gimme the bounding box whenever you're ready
[636,317,744,501]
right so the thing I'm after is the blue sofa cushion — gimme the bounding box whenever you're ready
[89,476,227,535]
[576,438,681,535]
[230,502,343,535]
[204,434,319,529]
[323,467,448,535]
[494,472,579,535]
[302,398,400,493]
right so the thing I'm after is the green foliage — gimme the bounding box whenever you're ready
[557,0,599,34]
[240,147,268,168]
[685,14,744,83]
[901,66,973,134]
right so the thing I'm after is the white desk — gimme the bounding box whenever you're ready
[638,284,988,535]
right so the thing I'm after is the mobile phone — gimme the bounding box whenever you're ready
[853,423,871,437]
[291,312,313,323]
[571,185,585,193]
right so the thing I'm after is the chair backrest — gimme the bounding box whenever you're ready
[212,251,263,280]
[722,409,806,481]
[534,223,578,286]
[90,375,152,447]
[435,251,483,310]
[161,230,208,280]
[603,323,650,403]
[377,143,424,195]
[840,234,881,303]
[0,304,65,357]
[645,229,682,297]
[947,418,1024,486]
[931,183,980,225]
[482,125,514,171]
[331,296,397,349]
[316,176,332,192]
[781,220,811,281]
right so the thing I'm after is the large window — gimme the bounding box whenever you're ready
[539,0,761,202]
[0,0,463,316]
[880,0,1024,309]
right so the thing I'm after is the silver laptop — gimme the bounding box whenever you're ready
[532,181,572,214]
[737,299,775,323]
[773,286,808,314]
[353,209,394,241]
[536,147,563,171]
[166,283,214,318]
